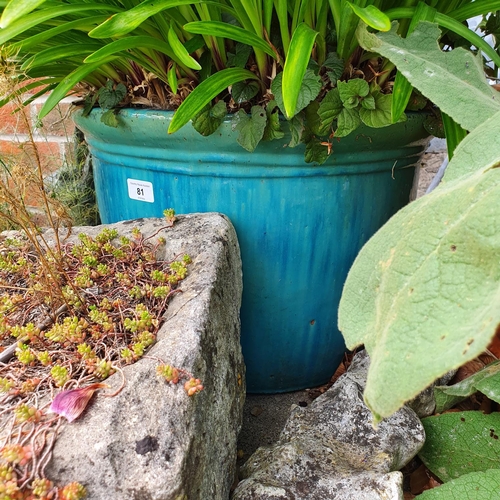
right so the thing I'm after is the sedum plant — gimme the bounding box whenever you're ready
[0,0,500,162]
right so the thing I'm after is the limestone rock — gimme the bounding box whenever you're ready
[232,350,425,499]
[45,213,245,500]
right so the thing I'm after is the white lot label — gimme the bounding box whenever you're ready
[127,179,154,203]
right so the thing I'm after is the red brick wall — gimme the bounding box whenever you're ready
[0,95,78,208]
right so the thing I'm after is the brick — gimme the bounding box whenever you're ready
[0,137,66,176]
[0,102,30,135]
[32,96,79,137]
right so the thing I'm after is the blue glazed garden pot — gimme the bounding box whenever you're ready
[74,108,429,393]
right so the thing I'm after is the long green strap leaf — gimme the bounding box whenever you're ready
[452,0,500,23]
[39,57,119,120]
[0,0,48,28]
[347,2,391,32]
[11,16,110,51]
[22,43,103,70]
[391,2,437,123]
[184,21,277,59]
[0,4,122,45]
[282,22,318,119]
[167,25,202,70]
[442,112,468,160]
[84,36,173,63]
[89,0,227,38]
[168,68,259,133]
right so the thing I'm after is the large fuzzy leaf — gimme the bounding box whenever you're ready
[419,412,500,482]
[443,111,500,183]
[338,110,500,422]
[356,21,500,132]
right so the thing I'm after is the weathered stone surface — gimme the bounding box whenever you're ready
[45,213,245,500]
[407,370,456,418]
[232,350,425,499]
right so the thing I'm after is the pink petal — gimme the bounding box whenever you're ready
[49,383,108,422]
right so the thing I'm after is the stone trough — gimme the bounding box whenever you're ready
[44,213,245,499]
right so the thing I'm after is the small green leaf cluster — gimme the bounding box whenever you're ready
[14,404,41,424]
[10,323,40,341]
[45,317,88,344]
[15,344,36,365]
[0,377,13,393]
[124,304,154,333]
[50,365,69,387]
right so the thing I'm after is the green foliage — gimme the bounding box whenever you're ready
[232,106,268,152]
[338,20,500,422]
[434,361,500,413]
[419,412,500,482]
[2,0,498,158]
[356,21,500,132]
[192,100,227,136]
[417,470,500,499]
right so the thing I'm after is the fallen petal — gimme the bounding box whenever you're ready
[49,383,108,422]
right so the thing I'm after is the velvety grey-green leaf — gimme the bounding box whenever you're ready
[434,361,500,413]
[318,88,343,131]
[192,100,227,136]
[231,80,260,104]
[338,165,500,421]
[419,412,500,482]
[356,21,500,131]
[335,107,361,137]
[417,470,500,499]
[359,91,396,128]
[271,70,322,117]
[262,101,284,142]
[232,106,267,152]
[443,110,500,183]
